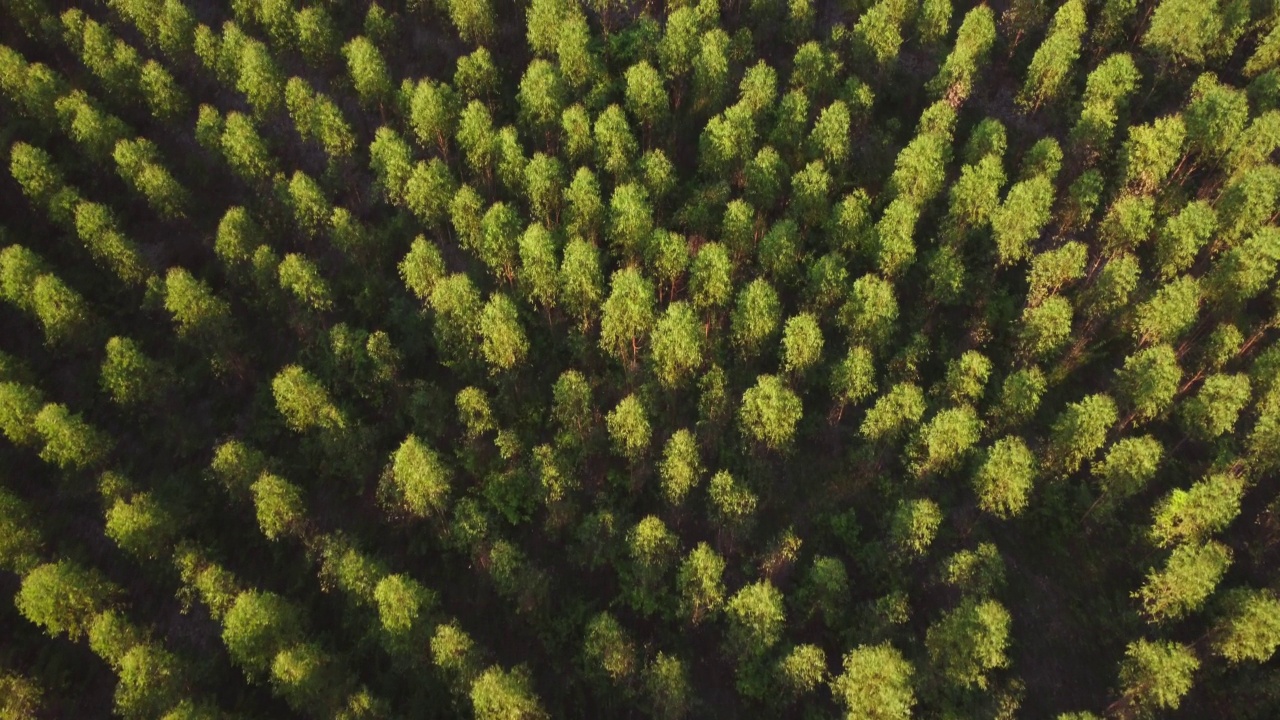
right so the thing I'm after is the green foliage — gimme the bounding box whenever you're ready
[709,470,758,533]
[1120,117,1184,193]
[385,435,451,518]
[583,612,637,685]
[1047,394,1117,477]
[115,643,184,718]
[432,621,483,688]
[34,403,112,470]
[1018,0,1085,110]
[1133,276,1200,345]
[1018,296,1073,360]
[1150,473,1244,547]
[1116,345,1181,424]
[222,591,304,676]
[739,375,803,450]
[272,365,346,433]
[941,352,992,405]
[973,437,1036,519]
[0,488,42,575]
[677,542,725,624]
[731,279,782,359]
[645,653,691,720]
[5,5,1280,717]
[1180,374,1251,440]
[925,598,1011,690]
[1098,194,1155,255]
[607,394,651,460]
[929,6,995,101]
[941,543,1007,596]
[278,253,332,312]
[479,294,529,373]
[1093,436,1164,505]
[0,382,45,447]
[830,644,915,720]
[251,473,306,540]
[1186,73,1249,164]
[725,580,785,659]
[1212,589,1280,664]
[1137,540,1231,623]
[0,673,42,719]
[17,561,116,640]
[780,314,823,376]
[909,406,982,477]
[861,383,925,442]
[991,176,1054,265]
[1142,0,1226,66]
[600,268,655,366]
[105,493,177,560]
[1155,201,1216,281]
[831,345,876,410]
[470,666,547,720]
[1117,640,1199,716]
[775,644,826,697]
[890,498,943,558]
[560,238,604,330]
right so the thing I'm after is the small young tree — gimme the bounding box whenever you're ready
[251,473,306,541]
[1141,0,1224,67]
[385,435,452,518]
[1180,374,1251,441]
[1046,394,1117,477]
[100,337,170,409]
[925,598,1011,690]
[1150,472,1244,547]
[730,279,781,360]
[448,0,496,44]
[972,437,1036,519]
[599,268,655,367]
[739,375,803,450]
[725,580,785,659]
[595,105,639,179]
[1115,640,1199,717]
[1133,276,1200,346]
[908,406,983,477]
[625,61,669,131]
[780,314,823,377]
[829,644,916,720]
[278,253,333,313]
[991,177,1054,265]
[860,383,926,443]
[222,591,305,677]
[1120,117,1185,193]
[565,167,604,240]
[606,394,651,461]
[676,542,725,624]
[651,303,704,389]
[478,294,529,374]
[1017,296,1073,360]
[582,612,637,687]
[557,239,603,333]
[1211,588,1280,664]
[889,498,943,559]
[34,403,112,470]
[1093,436,1164,507]
[272,365,346,433]
[927,5,996,102]
[517,60,566,137]
[1136,541,1231,623]
[1116,345,1181,424]
[343,37,391,106]
[1017,0,1085,111]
